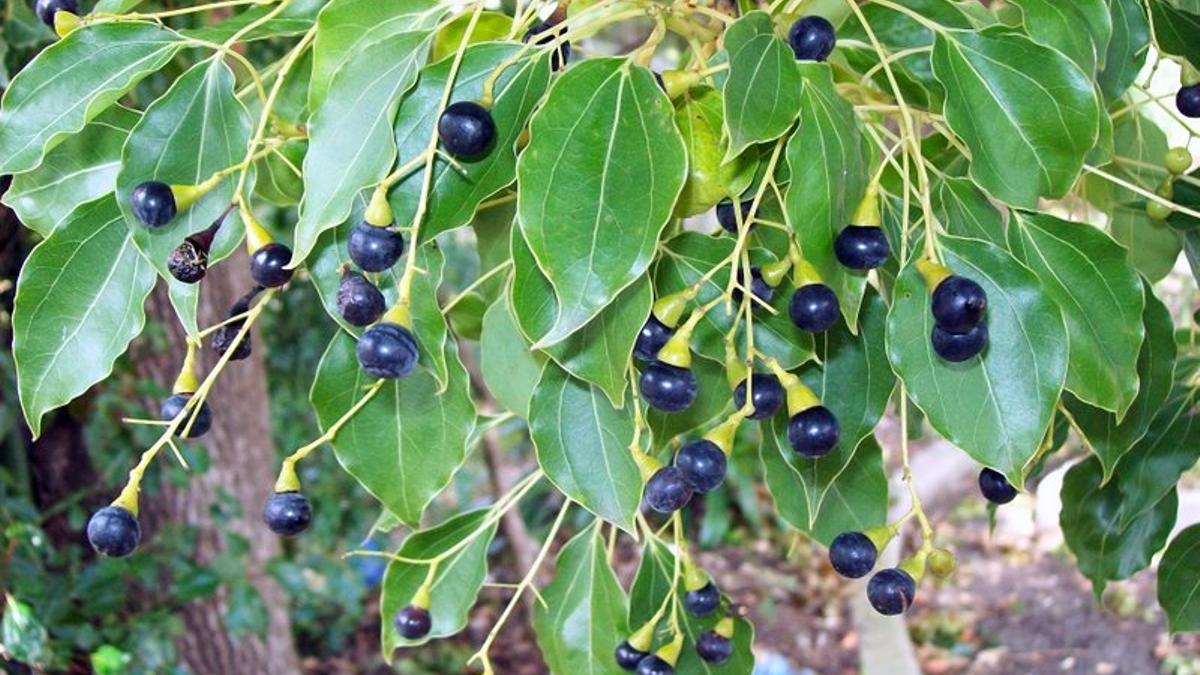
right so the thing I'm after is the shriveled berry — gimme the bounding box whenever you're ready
[213,323,252,360]
[634,315,674,362]
[788,15,836,62]
[250,242,294,288]
[635,656,674,675]
[348,221,405,272]
[167,239,208,284]
[834,225,890,270]
[731,266,774,306]
[696,631,733,664]
[357,323,419,379]
[867,568,916,616]
[87,505,141,557]
[523,21,571,71]
[931,275,987,333]
[978,467,1018,504]
[262,491,312,535]
[931,322,987,362]
[35,0,78,27]
[644,466,694,513]
[676,439,727,493]
[160,393,212,438]
[639,362,697,413]
[437,101,496,158]
[615,641,647,671]
[788,406,840,457]
[733,373,785,420]
[684,582,720,617]
[130,181,176,228]
[337,271,386,327]
[789,283,840,333]
[395,605,433,640]
[716,199,754,233]
[829,531,877,579]
[1178,84,1200,119]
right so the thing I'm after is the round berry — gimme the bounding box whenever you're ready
[348,221,405,272]
[732,266,774,306]
[676,439,727,494]
[644,466,694,513]
[615,641,648,671]
[1166,147,1193,175]
[1177,84,1200,119]
[636,656,674,675]
[978,467,1018,505]
[160,393,213,438]
[867,568,916,616]
[828,531,877,579]
[337,271,386,327]
[787,15,836,62]
[250,242,294,287]
[788,406,840,457]
[639,362,697,413]
[437,101,497,158]
[834,225,890,270]
[931,275,987,333]
[212,323,252,360]
[130,181,176,228]
[931,322,987,362]
[523,21,571,71]
[86,505,141,558]
[716,199,754,233]
[634,315,674,362]
[696,631,733,664]
[262,491,313,535]
[789,283,840,332]
[1147,197,1173,221]
[357,323,420,379]
[684,581,720,617]
[35,0,78,26]
[394,605,433,640]
[167,239,208,284]
[733,373,785,420]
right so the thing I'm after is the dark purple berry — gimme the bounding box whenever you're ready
[639,362,697,413]
[633,315,674,362]
[867,568,916,616]
[716,199,754,233]
[348,221,405,272]
[676,439,727,493]
[834,225,890,269]
[684,581,720,617]
[522,20,571,70]
[732,266,774,306]
[35,0,78,26]
[337,270,386,327]
[262,491,312,535]
[635,655,674,675]
[787,15,836,62]
[733,373,785,420]
[829,531,877,579]
[1178,84,1200,118]
[615,641,647,671]
[978,467,1018,504]
[249,242,294,288]
[86,505,141,557]
[130,181,176,228]
[788,406,840,457]
[696,631,733,664]
[931,275,987,333]
[357,322,420,379]
[789,283,840,332]
[394,605,433,640]
[437,101,496,158]
[931,322,987,362]
[160,393,212,438]
[645,466,693,513]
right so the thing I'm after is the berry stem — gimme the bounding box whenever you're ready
[274,379,387,492]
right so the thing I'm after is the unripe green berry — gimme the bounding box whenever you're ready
[1147,199,1173,221]
[1166,147,1193,175]
[928,548,956,579]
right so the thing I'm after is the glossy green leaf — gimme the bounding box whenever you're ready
[1097,0,1150,101]
[1107,387,1200,528]
[431,12,514,61]
[1157,524,1200,633]
[784,64,871,330]
[721,11,803,159]
[254,140,306,207]
[2,594,48,666]
[310,332,475,526]
[1008,213,1144,415]
[3,106,138,237]
[527,364,641,531]
[182,0,323,42]
[1110,205,1181,282]
[675,86,751,217]
[934,176,1006,244]
[887,236,1068,486]
[13,197,156,437]
[0,22,181,175]
[1148,0,1200,68]
[379,510,498,653]
[480,298,546,417]
[533,522,628,675]
[931,28,1101,208]
[1009,0,1111,73]
[517,58,686,346]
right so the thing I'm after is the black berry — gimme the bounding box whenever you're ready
[357,322,420,379]
[130,181,176,228]
[337,270,386,327]
[789,283,840,332]
[834,225,890,270]
[1178,84,1200,119]
[639,362,697,413]
[348,221,405,273]
[262,491,313,535]
[978,467,1018,504]
[644,466,694,513]
[615,641,648,671]
[249,242,294,288]
[787,15,836,62]
[167,239,209,284]
[732,266,774,306]
[696,631,733,664]
[684,581,720,617]
[636,656,674,675]
[523,21,571,71]
[633,315,674,362]
[35,0,78,26]
[160,393,212,438]
[931,322,987,362]
[394,605,433,640]
[716,199,754,233]
[676,439,727,493]
[788,406,840,457]
[733,373,785,420]
[437,101,496,158]
[86,505,141,557]
[829,531,877,579]
[931,275,987,333]
[211,287,261,360]
[867,568,916,616]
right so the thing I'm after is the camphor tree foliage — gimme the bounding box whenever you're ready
[5,0,1200,670]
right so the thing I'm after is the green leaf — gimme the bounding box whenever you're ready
[13,196,156,437]
[516,58,686,346]
[1157,524,1200,633]
[1008,0,1111,73]
[292,29,434,263]
[1097,0,1150,101]
[2,594,49,666]
[1007,213,1144,415]
[931,28,1101,208]
[533,522,628,675]
[721,11,803,159]
[182,0,323,43]
[1065,284,1176,481]
[527,364,642,532]
[380,509,498,653]
[1107,387,1200,528]
[480,298,546,417]
[0,22,181,175]
[886,236,1068,486]
[432,12,514,61]
[934,176,1007,244]
[1148,0,1200,68]
[3,106,138,237]
[254,140,307,207]
[310,332,475,526]
[1096,112,1169,207]
[783,65,871,330]
[1111,205,1181,282]
[675,86,752,217]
